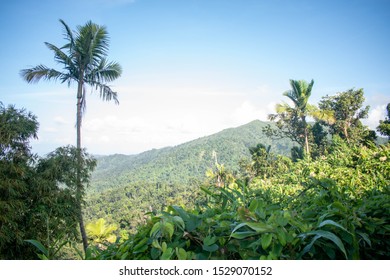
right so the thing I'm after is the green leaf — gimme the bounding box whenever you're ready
[150,222,161,237]
[163,222,175,239]
[318,220,349,233]
[299,230,348,259]
[133,237,148,252]
[202,243,219,252]
[245,222,274,233]
[276,215,288,227]
[37,254,49,260]
[357,232,371,247]
[152,239,161,250]
[162,242,167,252]
[176,247,187,260]
[248,199,258,212]
[261,233,273,250]
[120,252,129,260]
[276,229,287,246]
[204,235,217,246]
[231,222,273,236]
[173,216,185,230]
[151,247,161,260]
[25,240,48,257]
[160,247,173,260]
[331,201,347,212]
[230,231,259,240]
[171,205,190,222]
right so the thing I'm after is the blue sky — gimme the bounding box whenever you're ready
[1,0,389,155]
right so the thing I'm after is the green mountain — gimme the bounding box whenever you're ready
[90,120,294,192]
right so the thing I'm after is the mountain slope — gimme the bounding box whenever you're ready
[90,120,294,191]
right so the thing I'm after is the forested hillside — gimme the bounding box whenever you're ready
[90,120,294,191]
[85,120,294,230]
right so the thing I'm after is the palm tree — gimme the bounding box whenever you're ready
[20,19,122,253]
[284,79,313,155]
[273,79,314,156]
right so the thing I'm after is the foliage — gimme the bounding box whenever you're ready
[87,138,389,260]
[90,120,294,191]
[265,80,335,159]
[0,103,95,259]
[20,19,122,119]
[377,103,390,139]
[84,182,204,233]
[319,88,370,143]
[0,103,39,259]
[86,218,118,245]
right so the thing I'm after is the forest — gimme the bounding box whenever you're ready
[1,19,389,260]
[1,85,389,260]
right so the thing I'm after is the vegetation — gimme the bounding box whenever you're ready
[90,120,294,191]
[265,79,334,158]
[86,139,389,260]
[80,83,388,260]
[319,88,371,144]
[0,103,96,259]
[377,103,390,139]
[20,19,122,252]
[1,21,388,260]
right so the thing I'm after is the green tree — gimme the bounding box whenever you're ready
[377,103,390,139]
[319,88,369,143]
[248,144,273,178]
[20,19,122,252]
[311,122,329,158]
[267,79,332,157]
[1,103,96,259]
[0,102,39,258]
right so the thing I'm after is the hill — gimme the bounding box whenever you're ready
[90,120,294,192]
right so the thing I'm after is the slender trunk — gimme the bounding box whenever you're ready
[343,124,350,144]
[302,116,310,158]
[76,78,89,254]
[304,127,310,156]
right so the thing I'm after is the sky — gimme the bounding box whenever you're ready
[1,0,389,155]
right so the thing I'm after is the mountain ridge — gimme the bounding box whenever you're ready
[90,120,294,191]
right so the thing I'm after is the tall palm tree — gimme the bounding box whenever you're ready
[284,79,313,155]
[20,19,122,253]
[275,79,314,156]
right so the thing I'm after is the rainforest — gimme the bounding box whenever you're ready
[1,88,389,260]
[1,10,389,261]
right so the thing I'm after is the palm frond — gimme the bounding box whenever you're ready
[276,102,293,114]
[44,42,75,72]
[59,19,74,48]
[89,24,109,64]
[97,83,119,105]
[20,65,68,84]
[88,58,122,83]
[75,21,109,68]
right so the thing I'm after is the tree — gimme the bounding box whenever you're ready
[1,103,95,259]
[248,144,274,178]
[0,102,39,258]
[20,19,122,252]
[319,88,369,143]
[266,79,332,157]
[377,103,390,139]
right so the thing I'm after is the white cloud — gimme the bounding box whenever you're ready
[53,116,70,126]
[365,104,386,130]
[231,101,264,124]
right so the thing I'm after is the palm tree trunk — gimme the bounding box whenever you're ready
[76,78,89,254]
[302,116,310,158]
[304,127,310,156]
